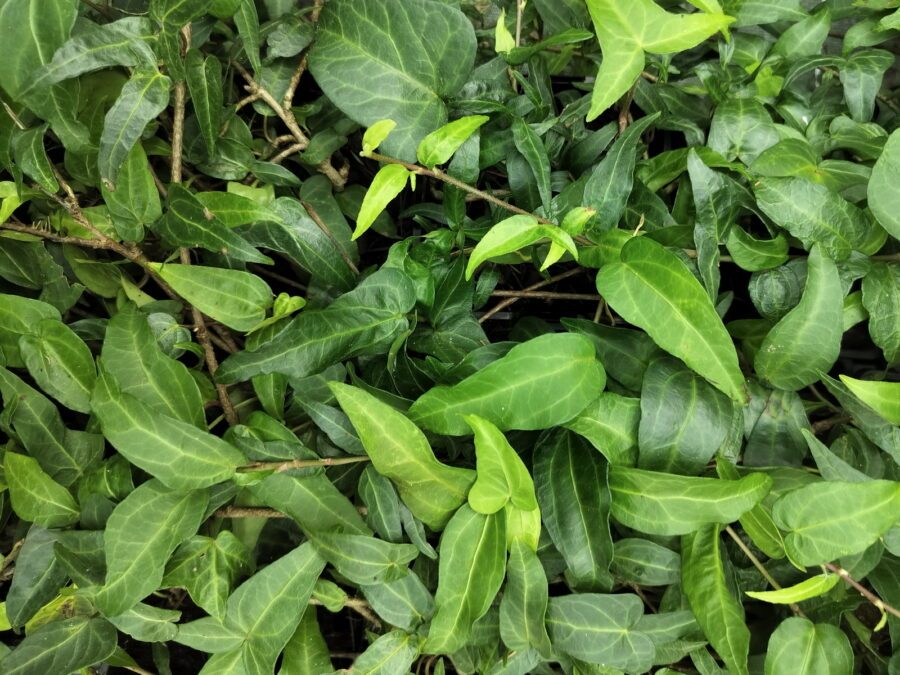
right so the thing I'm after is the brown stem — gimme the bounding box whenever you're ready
[490,289,601,301]
[725,526,805,618]
[310,596,381,627]
[824,563,900,619]
[237,455,371,473]
[479,268,583,322]
[271,142,305,165]
[301,200,360,275]
[215,507,289,519]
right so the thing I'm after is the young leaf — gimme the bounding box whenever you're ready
[353,164,411,240]
[330,382,474,530]
[466,415,537,515]
[19,318,96,413]
[4,452,79,528]
[149,263,273,332]
[417,115,489,168]
[408,333,606,435]
[362,119,397,157]
[596,236,746,402]
[746,574,840,604]
[838,376,900,425]
[465,215,578,280]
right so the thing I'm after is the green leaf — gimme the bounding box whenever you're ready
[563,391,640,466]
[584,0,732,120]
[163,532,251,621]
[92,366,246,489]
[716,458,786,559]
[409,333,606,436]
[499,540,552,658]
[772,479,900,565]
[94,479,208,617]
[330,382,474,530]
[216,267,414,382]
[840,49,894,123]
[100,142,161,242]
[511,118,552,214]
[156,185,271,264]
[361,571,435,631]
[101,307,205,427]
[764,617,854,675]
[465,215,578,280]
[709,97,779,164]
[0,617,117,675]
[869,129,900,240]
[0,294,60,367]
[150,263,273,332]
[682,524,750,675]
[353,164,411,240]
[234,0,261,73]
[362,120,397,157]
[596,236,746,402]
[279,608,333,675]
[352,631,420,675]
[608,466,772,535]
[546,593,654,672]
[185,49,223,157]
[611,538,681,586]
[861,262,900,364]
[423,506,506,654]
[838,373,900,423]
[12,126,58,192]
[534,430,614,590]
[5,527,67,628]
[466,415,537,514]
[4,452,79,528]
[725,227,789,272]
[746,574,840,604]
[754,245,842,391]
[311,532,418,585]
[98,69,171,188]
[309,0,475,160]
[417,115,489,168]
[107,602,180,643]
[19,318,95,413]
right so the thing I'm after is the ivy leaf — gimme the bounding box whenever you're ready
[465,215,579,280]
[100,142,161,242]
[0,617,117,675]
[310,532,419,585]
[353,164,412,240]
[19,318,96,413]
[185,49,223,157]
[746,573,840,604]
[764,618,854,675]
[4,452,79,528]
[839,376,900,425]
[868,129,900,241]
[499,540,553,657]
[417,116,489,168]
[465,415,537,514]
[584,0,732,120]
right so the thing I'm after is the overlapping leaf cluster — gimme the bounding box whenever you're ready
[0,0,898,673]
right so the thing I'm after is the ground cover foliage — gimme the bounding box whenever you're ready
[0,0,898,673]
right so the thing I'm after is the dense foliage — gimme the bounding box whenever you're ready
[0,0,899,673]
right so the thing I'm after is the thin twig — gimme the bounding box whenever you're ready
[311,596,381,628]
[271,142,305,165]
[824,563,900,620]
[490,289,600,301]
[215,506,289,519]
[725,525,805,618]
[237,455,371,473]
[281,0,324,110]
[301,200,360,275]
[0,539,24,582]
[479,268,583,322]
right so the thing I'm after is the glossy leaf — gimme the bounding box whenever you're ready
[417,115,489,168]
[746,574,840,604]
[0,617,117,675]
[4,452,79,528]
[499,540,552,657]
[19,318,95,413]
[466,415,538,514]
[839,376,900,425]
[465,215,578,280]
[354,164,411,240]
[764,617,853,675]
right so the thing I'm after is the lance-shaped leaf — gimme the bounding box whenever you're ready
[5,527,68,628]
[92,366,246,490]
[4,452,79,528]
[424,506,506,654]
[754,245,842,391]
[216,267,414,382]
[682,524,750,675]
[19,318,95,413]
[0,617,117,675]
[838,376,900,425]
[499,539,553,657]
[418,115,489,168]
[107,602,181,643]
[772,479,900,565]
[330,382,474,530]
[309,0,476,160]
[12,125,57,192]
[608,466,772,535]
[100,141,161,242]
[185,49,223,157]
[764,618,854,675]
[94,479,208,617]
[746,574,840,604]
[596,236,746,402]
[466,415,537,515]
[546,593,655,673]
[465,215,578,280]
[409,333,605,436]
[98,68,171,188]
[150,263,273,332]
[310,532,418,585]
[584,0,732,120]
[869,129,900,240]
[362,119,397,157]
[353,164,412,240]
[534,430,614,590]
[512,117,552,214]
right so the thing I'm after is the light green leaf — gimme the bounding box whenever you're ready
[362,120,397,157]
[764,617,853,675]
[423,506,506,654]
[309,0,476,160]
[361,571,435,631]
[99,68,171,188]
[596,236,746,402]
[869,129,900,240]
[310,532,418,585]
[495,8,516,53]
[174,617,244,654]
[499,540,553,658]
[534,430,614,591]
[563,391,640,466]
[417,115,489,168]
[94,479,208,617]
[351,631,419,675]
[465,215,578,280]
[609,466,772,535]
[330,382,474,530]
[746,574,840,604]
[353,164,411,240]
[546,593,654,672]
[149,263,273,332]
[773,479,900,565]
[584,0,732,120]
[4,452,79,528]
[682,524,750,675]
[409,333,606,435]
[466,415,537,514]
[92,366,246,490]
[839,376,900,425]
[279,607,333,675]
[754,245,842,391]
[19,318,95,413]
[716,457,786,559]
[217,267,414,382]
[0,617,117,675]
[107,602,180,643]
